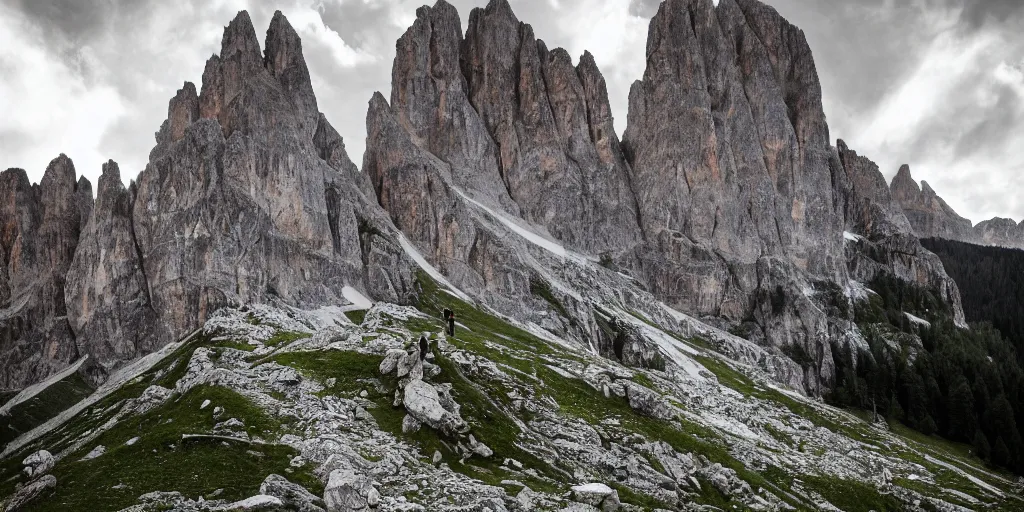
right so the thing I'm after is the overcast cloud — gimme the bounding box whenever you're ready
[1,0,1022,223]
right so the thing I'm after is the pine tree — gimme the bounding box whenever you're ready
[974,431,991,461]
[948,379,977,441]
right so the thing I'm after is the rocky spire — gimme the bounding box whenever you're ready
[65,160,158,383]
[389,0,518,215]
[166,82,200,143]
[889,164,920,203]
[0,155,87,389]
[835,140,912,238]
[888,164,975,241]
[265,10,319,138]
[383,0,642,254]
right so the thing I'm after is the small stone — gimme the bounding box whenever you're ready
[402,414,422,434]
[81,445,107,461]
[200,399,211,410]
[126,437,140,446]
[359,389,368,398]
[432,450,443,465]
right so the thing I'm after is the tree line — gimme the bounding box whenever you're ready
[828,269,1024,474]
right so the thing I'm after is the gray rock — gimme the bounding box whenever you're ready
[401,414,422,434]
[323,469,374,512]
[402,379,465,435]
[570,483,619,511]
[378,349,405,375]
[891,164,1024,249]
[259,474,326,512]
[80,445,106,461]
[65,160,159,385]
[21,451,55,478]
[4,474,56,512]
[0,156,90,389]
[835,141,967,327]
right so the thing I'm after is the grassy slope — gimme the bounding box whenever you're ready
[0,270,1017,510]
[0,372,95,450]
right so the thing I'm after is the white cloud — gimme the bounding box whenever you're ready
[0,5,126,184]
[280,6,378,68]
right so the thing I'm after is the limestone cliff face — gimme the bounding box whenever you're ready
[387,0,641,256]
[620,0,849,392]
[1,10,415,389]
[126,10,415,346]
[890,165,975,242]
[891,165,1024,250]
[0,156,91,389]
[1,1,979,397]
[65,161,158,384]
[833,142,966,327]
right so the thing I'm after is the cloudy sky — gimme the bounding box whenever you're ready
[1,0,1022,223]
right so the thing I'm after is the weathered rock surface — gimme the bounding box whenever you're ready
[890,165,975,242]
[3,474,56,511]
[65,161,159,384]
[0,10,418,390]
[833,141,967,327]
[0,156,91,390]
[323,469,376,512]
[891,165,1024,249]
[621,0,849,392]
[259,474,326,512]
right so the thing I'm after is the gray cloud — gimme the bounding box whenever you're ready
[2,0,1023,224]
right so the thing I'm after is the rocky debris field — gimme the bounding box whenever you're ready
[0,274,1021,511]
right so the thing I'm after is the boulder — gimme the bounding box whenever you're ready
[378,349,405,375]
[402,380,466,435]
[21,451,55,478]
[4,474,57,511]
[259,474,326,512]
[323,469,376,512]
[570,483,619,511]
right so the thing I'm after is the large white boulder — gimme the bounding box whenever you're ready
[324,469,376,511]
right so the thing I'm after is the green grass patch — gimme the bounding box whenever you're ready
[800,475,903,512]
[24,385,315,511]
[611,482,674,509]
[345,309,367,325]
[269,350,385,397]
[265,331,311,348]
[0,372,95,450]
[695,355,877,446]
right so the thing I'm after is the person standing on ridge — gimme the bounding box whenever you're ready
[447,310,456,337]
[419,334,429,361]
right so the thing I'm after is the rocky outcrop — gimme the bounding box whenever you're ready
[975,218,1024,248]
[387,0,640,256]
[65,161,158,384]
[2,10,416,390]
[0,156,91,390]
[620,0,849,392]
[124,10,415,361]
[833,142,966,326]
[891,165,1024,250]
[890,165,975,242]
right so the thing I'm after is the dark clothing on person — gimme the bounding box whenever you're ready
[419,336,429,361]
[443,308,452,322]
[447,314,455,337]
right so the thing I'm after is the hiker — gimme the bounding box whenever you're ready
[443,307,452,322]
[419,335,429,361]
[447,310,456,337]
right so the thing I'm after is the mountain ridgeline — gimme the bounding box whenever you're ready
[0,0,986,406]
